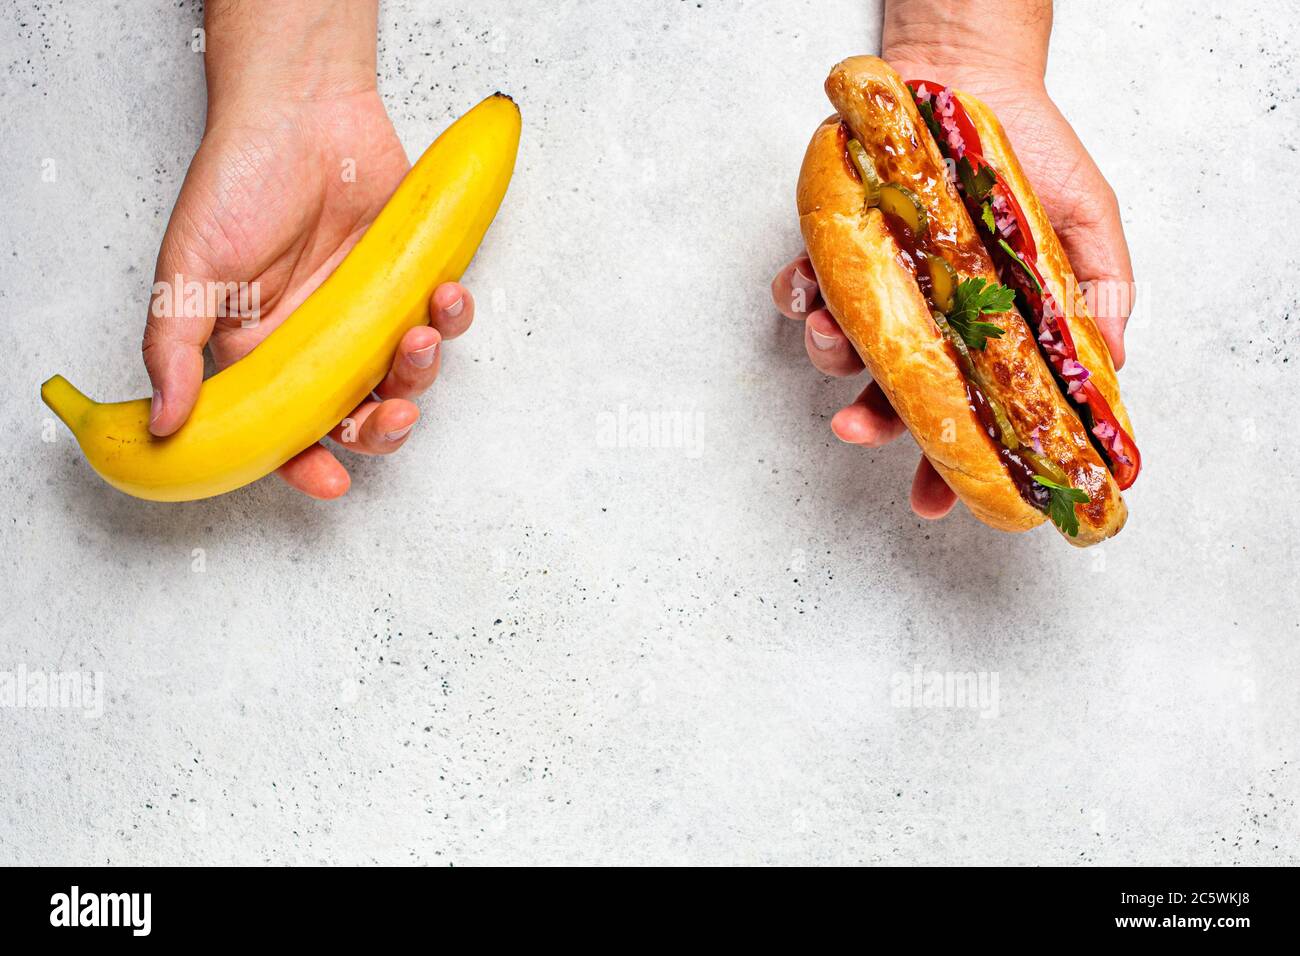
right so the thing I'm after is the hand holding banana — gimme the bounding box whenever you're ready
[42,93,520,502]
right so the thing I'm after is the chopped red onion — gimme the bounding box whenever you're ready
[990,192,1017,238]
[1060,358,1090,381]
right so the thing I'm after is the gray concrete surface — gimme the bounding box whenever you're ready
[1,0,1296,865]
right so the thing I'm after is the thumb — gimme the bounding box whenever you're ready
[1025,101,1135,370]
[1052,181,1134,371]
[141,242,219,436]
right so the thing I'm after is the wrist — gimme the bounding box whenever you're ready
[203,0,379,123]
[882,0,1052,93]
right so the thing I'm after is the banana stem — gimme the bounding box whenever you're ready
[41,375,94,429]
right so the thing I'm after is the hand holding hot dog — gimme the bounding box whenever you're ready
[772,0,1135,532]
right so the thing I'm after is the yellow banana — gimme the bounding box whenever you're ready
[42,93,520,502]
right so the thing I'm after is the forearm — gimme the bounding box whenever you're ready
[203,0,379,119]
[882,0,1052,84]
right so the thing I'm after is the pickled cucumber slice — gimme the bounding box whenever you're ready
[845,138,882,206]
[1021,448,1070,486]
[926,254,957,313]
[985,394,1020,451]
[935,311,1018,451]
[877,183,928,236]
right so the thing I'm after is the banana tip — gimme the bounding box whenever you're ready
[41,374,93,428]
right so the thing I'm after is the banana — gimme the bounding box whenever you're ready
[42,93,521,502]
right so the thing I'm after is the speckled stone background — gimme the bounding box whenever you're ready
[1,0,1296,865]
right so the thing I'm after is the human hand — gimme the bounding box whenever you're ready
[772,0,1133,519]
[142,0,475,499]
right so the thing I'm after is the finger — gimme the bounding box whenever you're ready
[376,325,442,400]
[804,308,865,377]
[831,381,907,446]
[276,443,351,500]
[910,456,958,519]
[141,256,219,435]
[1054,179,1134,370]
[1024,105,1135,370]
[429,282,474,340]
[771,254,821,319]
[329,398,420,456]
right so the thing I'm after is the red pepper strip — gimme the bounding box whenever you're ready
[1078,381,1142,489]
[906,77,1140,488]
[1021,209,1140,488]
[908,80,1041,261]
[990,175,1038,262]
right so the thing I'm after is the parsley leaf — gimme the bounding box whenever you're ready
[957,156,996,201]
[980,203,996,233]
[996,238,1043,294]
[1033,475,1089,537]
[946,277,1014,350]
[914,97,946,146]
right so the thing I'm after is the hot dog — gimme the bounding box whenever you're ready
[797,56,1139,545]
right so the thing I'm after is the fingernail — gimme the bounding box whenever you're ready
[792,265,818,293]
[385,424,414,443]
[441,295,464,318]
[810,326,840,351]
[408,342,438,368]
[149,389,164,425]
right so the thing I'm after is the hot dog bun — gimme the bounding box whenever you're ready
[798,118,1045,534]
[798,56,1127,545]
